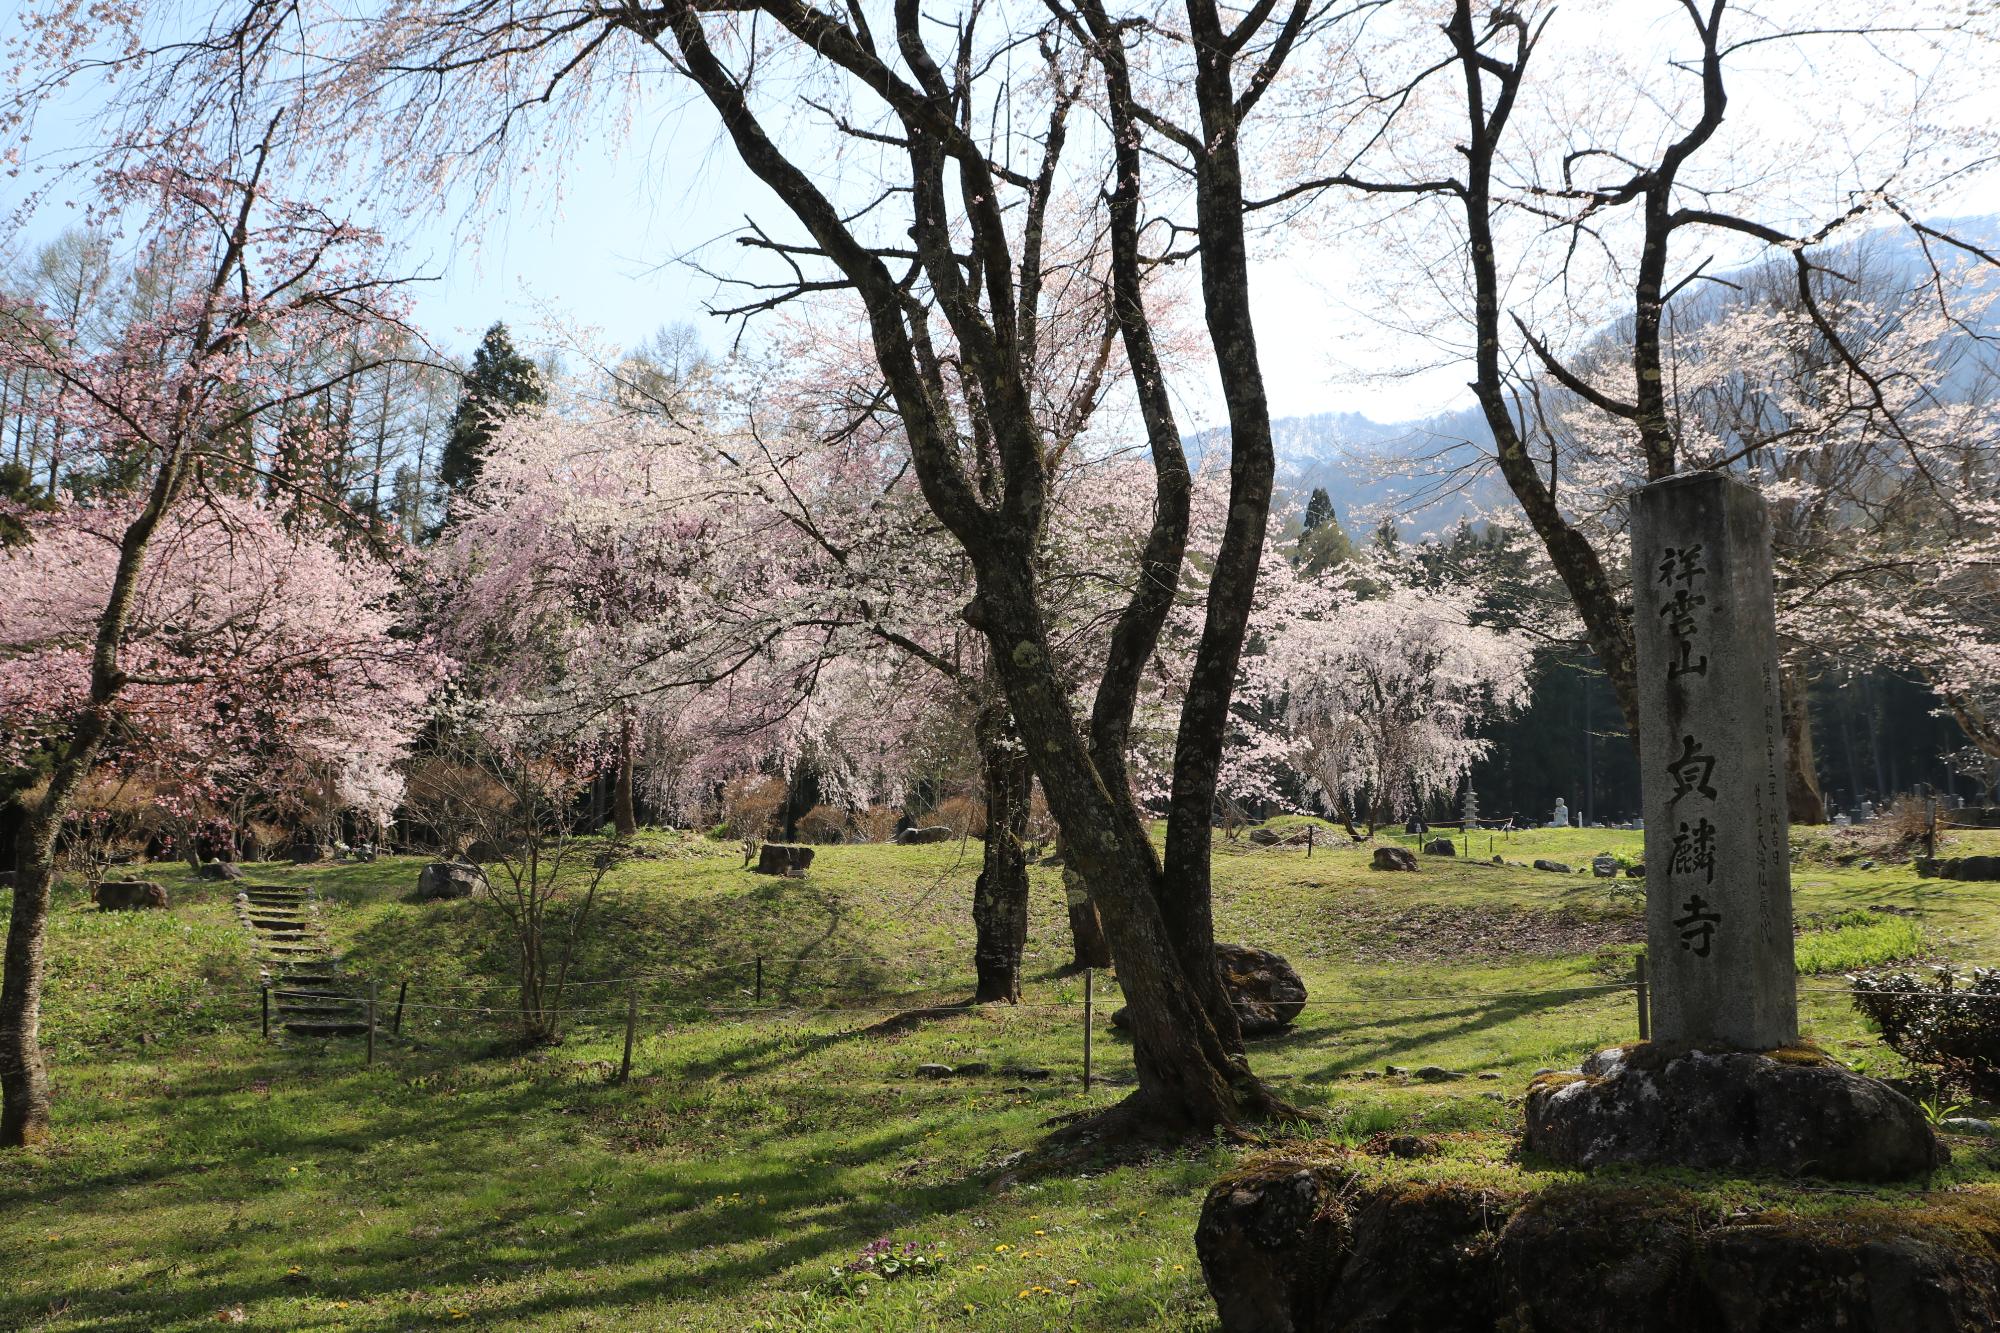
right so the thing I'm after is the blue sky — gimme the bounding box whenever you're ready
[7,5,1997,432]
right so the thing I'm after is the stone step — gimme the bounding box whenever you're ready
[251,921,310,934]
[281,1019,369,1037]
[265,944,328,956]
[276,1000,363,1016]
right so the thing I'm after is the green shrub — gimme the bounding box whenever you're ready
[1851,966,2000,1098]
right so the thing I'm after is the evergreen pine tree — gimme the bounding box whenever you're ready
[1296,487,1355,574]
[0,462,55,548]
[438,322,544,504]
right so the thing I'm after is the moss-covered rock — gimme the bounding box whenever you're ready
[1196,1161,2000,1332]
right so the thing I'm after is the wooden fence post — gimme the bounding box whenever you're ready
[755,954,764,1003]
[619,985,638,1084]
[260,983,269,1039]
[1083,967,1094,1093]
[392,980,408,1036]
[366,979,378,1066]
[1635,952,1651,1042]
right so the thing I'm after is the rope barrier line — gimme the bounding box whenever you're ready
[239,981,1648,1016]
[354,948,1070,994]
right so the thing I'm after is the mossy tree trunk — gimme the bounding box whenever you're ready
[972,702,1030,1003]
[4,447,192,1146]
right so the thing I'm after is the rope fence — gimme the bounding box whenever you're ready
[213,938,2000,1095]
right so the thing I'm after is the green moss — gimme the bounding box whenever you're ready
[1763,1043,1838,1068]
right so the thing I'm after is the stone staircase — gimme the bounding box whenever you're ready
[237,883,370,1038]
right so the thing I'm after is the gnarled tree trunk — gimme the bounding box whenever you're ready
[4,447,190,1146]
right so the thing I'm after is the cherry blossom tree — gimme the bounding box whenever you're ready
[422,392,853,819]
[1226,556,1535,833]
[0,497,437,851]
[0,12,431,1144]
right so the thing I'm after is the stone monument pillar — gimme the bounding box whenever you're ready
[1630,471,1796,1051]
[1522,471,1937,1181]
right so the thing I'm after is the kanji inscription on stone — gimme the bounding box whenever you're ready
[1631,472,1797,1050]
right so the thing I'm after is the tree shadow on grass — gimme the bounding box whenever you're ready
[2,1040,1000,1332]
[1280,989,1615,1081]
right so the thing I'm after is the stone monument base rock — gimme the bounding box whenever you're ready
[1524,1043,1941,1182]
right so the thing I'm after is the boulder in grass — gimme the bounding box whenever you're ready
[1533,858,1572,873]
[94,880,167,911]
[1371,846,1419,872]
[754,843,815,876]
[1114,943,1307,1038]
[1423,838,1456,857]
[1247,827,1284,846]
[1216,943,1308,1036]
[895,825,954,845]
[1934,855,2000,882]
[199,861,245,882]
[416,861,481,901]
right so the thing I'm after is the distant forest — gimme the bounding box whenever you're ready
[1461,654,1977,828]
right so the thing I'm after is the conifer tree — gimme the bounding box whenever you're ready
[438,323,543,507]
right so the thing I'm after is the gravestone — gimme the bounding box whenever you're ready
[1630,472,1796,1051]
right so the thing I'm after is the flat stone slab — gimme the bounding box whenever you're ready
[1523,1044,1941,1182]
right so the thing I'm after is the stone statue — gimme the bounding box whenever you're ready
[1549,798,1570,829]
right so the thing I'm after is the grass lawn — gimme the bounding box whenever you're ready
[4,823,1999,1330]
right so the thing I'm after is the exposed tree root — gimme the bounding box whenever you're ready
[991,1083,1319,1186]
